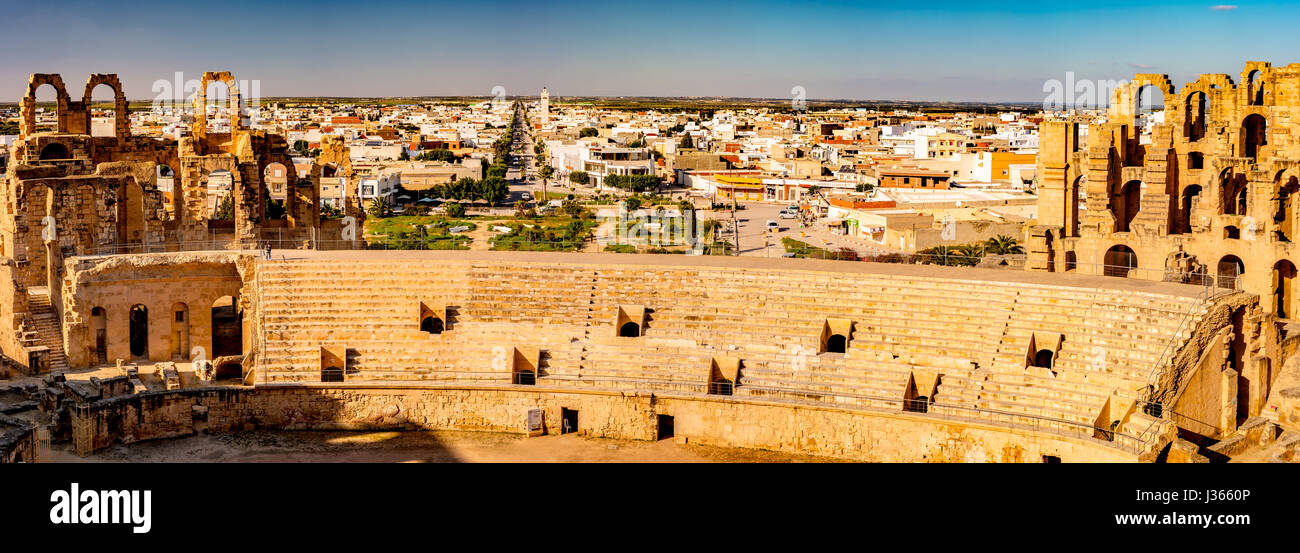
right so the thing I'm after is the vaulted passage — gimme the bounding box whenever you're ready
[211,296,242,357]
[826,334,847,353]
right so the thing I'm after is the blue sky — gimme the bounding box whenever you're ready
[1,0,1294,102]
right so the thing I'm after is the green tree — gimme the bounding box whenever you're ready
[984,235,1024,255]
[367,197,393,218]
[444,202,466,218]
[679,134,694,149]
[579,127,598,138]
[213,194,234,221]
[569,171,589,187]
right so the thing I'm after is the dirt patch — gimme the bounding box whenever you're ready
[43,429,847,463]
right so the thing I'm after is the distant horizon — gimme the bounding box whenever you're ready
[1,1,1291,103]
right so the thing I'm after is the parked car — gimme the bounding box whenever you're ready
[766,220,780,231]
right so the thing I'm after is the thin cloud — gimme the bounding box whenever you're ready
[1128,62,1156,69]
[1211,5,1238,11]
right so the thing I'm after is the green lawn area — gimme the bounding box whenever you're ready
[364,216,477,250]
[489,217,599,252]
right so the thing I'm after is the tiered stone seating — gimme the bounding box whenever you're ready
[254,256,1210,450]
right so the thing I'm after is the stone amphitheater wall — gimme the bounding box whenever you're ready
[69,384,1138,462]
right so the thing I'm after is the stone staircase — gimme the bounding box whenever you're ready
[23,288,68,373]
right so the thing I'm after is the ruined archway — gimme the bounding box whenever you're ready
[116,178,146,251]
[1112,180,1142,232]
[1184,91,1207,141]
[1274,260,1296,318]
[1180,184,1202,233]
[38,143,69,160]
[1103,245,1137,278]
[1242,114,1267,158]
[1276,174,1298,242]
[826,334,847,354]
[1217,255,1244,290]
[1221,170,1247,216]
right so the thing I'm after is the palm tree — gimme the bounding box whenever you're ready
[984,235,1024,255]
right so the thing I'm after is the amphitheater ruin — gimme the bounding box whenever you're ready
[2,69,1298,463]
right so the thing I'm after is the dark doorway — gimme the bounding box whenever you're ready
[1032,349,1054,369]
[561,408,578,434]
[420,316,443,334]
[321,366,344,383]
[128,305,148,359]
[826,334,847,353]
[95,329,107,364]
[38,143,69,160]
[211,296,242,357]
[619,322,640,337]
[1042,455,1061,463]
[656,414,674,440]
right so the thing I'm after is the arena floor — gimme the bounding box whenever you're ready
[45,429,846,463]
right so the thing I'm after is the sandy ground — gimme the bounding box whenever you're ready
[44,429,846,463]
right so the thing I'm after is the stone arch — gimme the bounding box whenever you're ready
[20,74,71,136]
[1274,260,1296,318]
[1103,245,1137,277]
[1217,255,1244,290]
[193,71,242,137]
[1180,184,1202,233]
[90,306,107,365]
[1242,113,1267,159]
[1275,172,1299,243]
[1184,91,1207,141]
[38,142,70,160]
[116,177,146,250]
[262,162,290,220]
[825,333,848,354]
[1112,180,1142,232]
[81,74,129,140]
[1221,170,1247,216]
[1245,67,1266,106]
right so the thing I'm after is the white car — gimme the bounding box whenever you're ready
[779,211,798,219]
[766,220,780,231]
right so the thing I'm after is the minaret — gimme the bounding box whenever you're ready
[540,87,550,124]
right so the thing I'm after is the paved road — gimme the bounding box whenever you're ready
[703,201,905,258]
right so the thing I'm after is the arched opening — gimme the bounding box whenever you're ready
[211,296,242,357]
[87,83,117,138]
[1276,175,1298,242]
[1217,255,1244,290]
[38,143,69,160]
[1135,84,1165,140]
[1112,180,1142,232]
[263,162,289,220]
[204,170,235,220]
[1180,184,1202,233]
[1032,349,1054,369]
[128,305,149,360]
[203,80,236,130]
[1247,70,1264,106]
[618,321,640,338]
[90,307,107,365]
[1103,245,1137,278]
[826,333,847,353]
[1185,91,1207,141]
[420,315,444,335]
[1274,260,1296,318]
[31,83,60,133]
[1242,114,1267,158]
[170,302,190,360]
[1221,171,1247,215]
[115,179,145,251]
[1224,226,1240,240]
